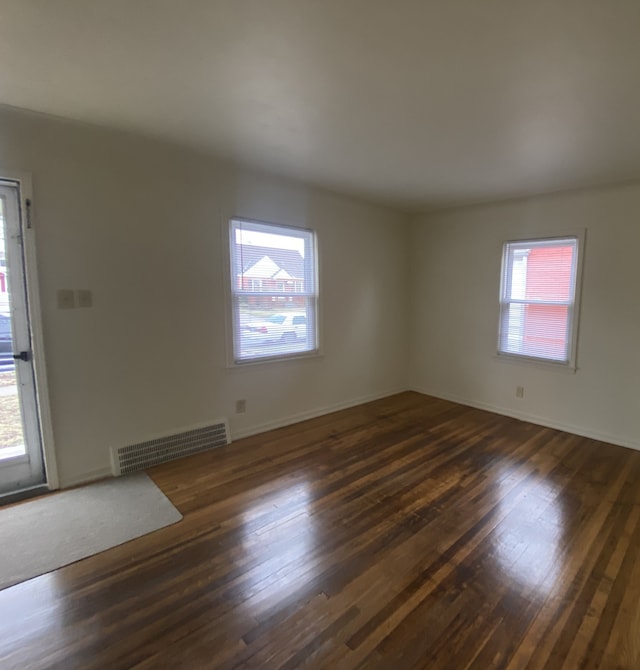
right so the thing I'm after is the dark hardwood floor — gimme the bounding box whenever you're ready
[1,391,639,669]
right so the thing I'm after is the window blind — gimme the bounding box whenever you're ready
[498,237,578,363]
[230,219,318,363]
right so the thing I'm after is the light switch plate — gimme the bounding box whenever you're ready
[77,289,93,308]
[57,289,75,309]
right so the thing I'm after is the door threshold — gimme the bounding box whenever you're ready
[0,484,50,507]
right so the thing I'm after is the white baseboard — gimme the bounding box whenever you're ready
[59,467,112,489]
[62,385,635,489]
[56,390,407,488]
[232,387,407,441]
[410,385,640,452]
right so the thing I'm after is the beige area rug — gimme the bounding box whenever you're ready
[0,472,182,590]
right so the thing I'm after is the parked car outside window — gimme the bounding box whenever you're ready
[241,312,308,347]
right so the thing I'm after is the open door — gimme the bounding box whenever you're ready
[0,182,47,496]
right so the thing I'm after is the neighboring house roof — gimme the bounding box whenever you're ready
[236,245,304,279]
[243,256,281,279]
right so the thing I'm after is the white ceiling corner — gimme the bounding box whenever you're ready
[1,0,640,211]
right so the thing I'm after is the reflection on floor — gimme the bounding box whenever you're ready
[0,391,639,669]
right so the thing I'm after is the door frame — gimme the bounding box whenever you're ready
[0,170,58,491]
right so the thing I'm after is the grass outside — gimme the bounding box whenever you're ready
[0,370,24,448]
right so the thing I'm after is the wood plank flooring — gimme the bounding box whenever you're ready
[1,391,639,669]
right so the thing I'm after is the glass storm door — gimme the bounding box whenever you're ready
[0,183,45,495]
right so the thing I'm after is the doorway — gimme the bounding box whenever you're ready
[0,181,47,496]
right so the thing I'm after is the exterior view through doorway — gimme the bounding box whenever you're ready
[0,180,49,498]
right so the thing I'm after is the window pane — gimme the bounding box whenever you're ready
[524,244,575,302]
[236,298,316,361]
[499,237,578,363]
[230,218,318,363]
[232,224,314,294]
[500,303,569,361]
[505,240,576,302]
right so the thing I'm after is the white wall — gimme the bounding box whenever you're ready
[409,183,640,450]
[6,103,638,489]
[0,106,409,487]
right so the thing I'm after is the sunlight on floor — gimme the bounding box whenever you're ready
[240,479,317,610]
[496,467,565,598]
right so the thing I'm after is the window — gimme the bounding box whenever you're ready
[498,236,581,365]
[230,218,318,363]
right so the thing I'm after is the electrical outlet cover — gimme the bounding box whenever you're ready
[77,289,93,308]
[57,289,75,309]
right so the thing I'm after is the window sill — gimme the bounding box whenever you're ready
[493,352,577,374]
[227,349,324,369]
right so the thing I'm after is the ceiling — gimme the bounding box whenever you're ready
[1,0,640,211]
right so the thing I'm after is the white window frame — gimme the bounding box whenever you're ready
[229,218,319,365]
[497,232,585,370]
